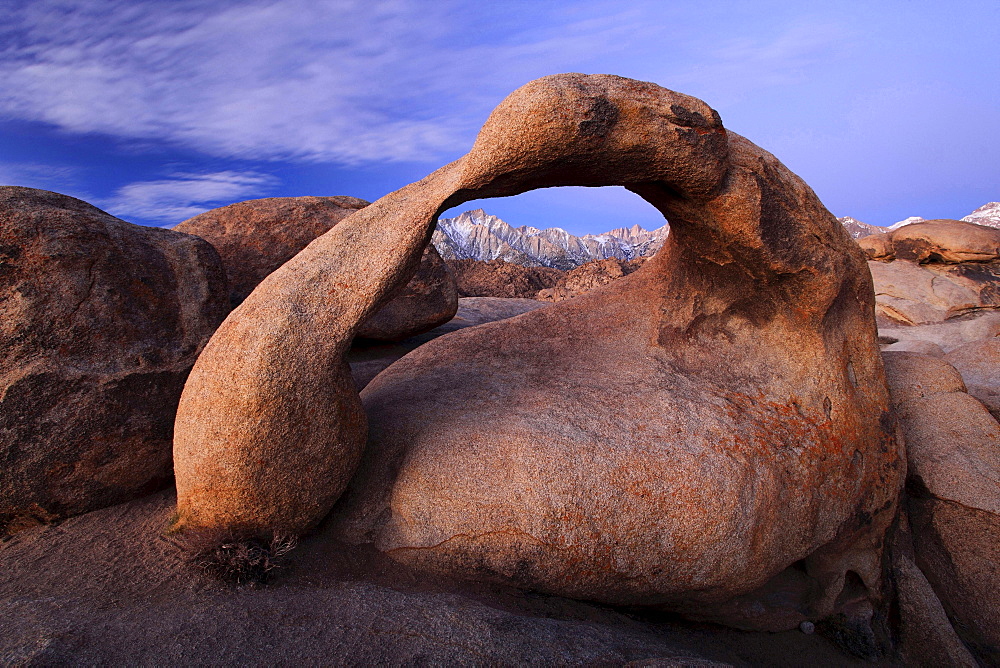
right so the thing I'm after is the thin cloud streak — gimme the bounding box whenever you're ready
[98,171,280,223]
[1,1,462,162]
[0,162,79,190]
[0,2,887,166]
[1,1,995,231]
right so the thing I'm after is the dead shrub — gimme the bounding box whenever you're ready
[174,527,297,586]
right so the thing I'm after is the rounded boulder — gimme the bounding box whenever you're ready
[0,187,229,535]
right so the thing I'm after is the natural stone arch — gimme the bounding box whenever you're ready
[172,74,903,628]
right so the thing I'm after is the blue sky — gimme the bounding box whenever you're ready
[1,0,997,235]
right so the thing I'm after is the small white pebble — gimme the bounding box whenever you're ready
[800,621,815,634]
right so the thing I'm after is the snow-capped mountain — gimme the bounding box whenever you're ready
[432,209,669,270]
[839,203,999,239]
[434,203,998,268]
[962,202,1000,229]
[836,217,882,239]
[878,204,1000,232]
[888,216,926,230]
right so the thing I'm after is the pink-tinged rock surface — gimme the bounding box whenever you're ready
[889,515,978,667]
[446,258,564,298]
[355,245,458,341]
[877,311,1000,354]
[0,490,872,666]
[887,219,1000,264]
[944,337,1000,421]
[348,297,549,392]
[880,350,967,404]
[536,257,645,302]
[860,220,1000,325]
[868,259,1000,325]
[174,196,368,306]
[859,219,1000,264]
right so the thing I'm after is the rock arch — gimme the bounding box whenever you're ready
[172,74,903,628]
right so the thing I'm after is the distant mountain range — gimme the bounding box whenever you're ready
[432,209,668,270]
[838,202,1000,239]
[432,203,1000,267]
[960,201,1000,229]
[836,217,882,239]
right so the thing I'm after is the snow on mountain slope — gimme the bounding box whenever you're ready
[889,216,926,230]
[962,202,1000,229]
[837,217,881,239]
[433,203,998,268]
[432,209,669,270]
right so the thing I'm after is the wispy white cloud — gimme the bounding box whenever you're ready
[0,0,640,164]
[0,2,863,168]
[0,162,78,189]
[2,1,995,233]
[98,171,279,223]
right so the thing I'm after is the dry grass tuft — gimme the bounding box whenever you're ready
[175,527,297,586]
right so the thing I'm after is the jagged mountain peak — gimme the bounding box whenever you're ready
[963,202,1000,229]
[432,210,670,269]
[435,203,998,268]
[836,216,881,239]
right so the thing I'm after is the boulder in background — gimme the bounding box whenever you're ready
[177,196,457,341]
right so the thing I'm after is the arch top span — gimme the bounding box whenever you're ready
[172,75,899,631]
[452,73,730,201]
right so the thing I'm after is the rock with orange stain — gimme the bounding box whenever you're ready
[173,74,903,632]
[0,186,228,536]
[175,196,458,341]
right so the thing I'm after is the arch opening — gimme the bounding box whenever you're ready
[170,75,900,635]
